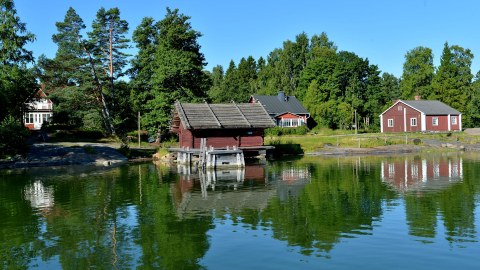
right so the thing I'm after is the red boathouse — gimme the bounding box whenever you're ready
[170,101,276,149]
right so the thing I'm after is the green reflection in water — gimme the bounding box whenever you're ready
[1,152,479,269]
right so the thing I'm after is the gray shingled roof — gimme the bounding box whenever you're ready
[401,100,461,115]
[174,101,276,130]
[251,95,309,116]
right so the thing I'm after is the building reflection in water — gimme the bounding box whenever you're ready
[23,180,55,210]
[275,165,311,201]
[381,156,463,192]
[174,165,276,216]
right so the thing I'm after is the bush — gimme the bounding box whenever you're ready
[0,116,30,158]
[265,125,309,136]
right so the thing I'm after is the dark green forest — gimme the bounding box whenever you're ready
[2,0,480,156]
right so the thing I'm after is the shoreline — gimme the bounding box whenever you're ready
[2,141,474,170]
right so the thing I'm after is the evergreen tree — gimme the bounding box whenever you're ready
[0,0,35,65]
[432,42,473,110]
[206,65,224,103]
[88,7,130,107]
[0,0,36,157]
[38,7,96,127]
[0,0,37,120]
[129,17,159,111]
[381,72,401,101]
[140,8,210,134]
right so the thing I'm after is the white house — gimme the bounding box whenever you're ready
[24,89,53,130]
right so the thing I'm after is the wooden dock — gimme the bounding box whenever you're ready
[169,141,273,169]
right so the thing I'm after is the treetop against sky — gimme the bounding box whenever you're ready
[14,0,480,77]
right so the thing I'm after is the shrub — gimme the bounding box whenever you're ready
[265,125,309,136]
[0,116,30,158]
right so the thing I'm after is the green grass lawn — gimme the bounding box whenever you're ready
[265,131,480,153]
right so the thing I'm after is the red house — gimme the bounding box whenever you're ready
[380,97,462,133]
[170,101,275,149]
[249,91,309,128]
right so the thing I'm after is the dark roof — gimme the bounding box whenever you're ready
[401,100,461,115]
[251,95,309,116]
[174,101,276,130]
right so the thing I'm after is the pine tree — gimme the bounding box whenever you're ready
[138,8,210,134]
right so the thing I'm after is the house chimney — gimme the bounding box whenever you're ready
[277,91,286,102]
[414,95,421,101]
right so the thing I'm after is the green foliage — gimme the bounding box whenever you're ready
[431,42,473,111]
[0,0,35,65]
[265,125,308,136]
[130,8,210,134]
[39,7,133,137]
[400,46,434,99]
[0,116,29,158]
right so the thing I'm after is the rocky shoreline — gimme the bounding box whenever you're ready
[3,138,479,170]
[0,143,128,169]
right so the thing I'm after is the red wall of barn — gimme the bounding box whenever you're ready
[382,102,421,133]
[425,115,449,131]
[450,115,460,131]
[178,125,265,148]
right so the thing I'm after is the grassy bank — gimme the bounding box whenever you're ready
[265,131,480,153]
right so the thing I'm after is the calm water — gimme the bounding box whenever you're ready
[1,152,480,269]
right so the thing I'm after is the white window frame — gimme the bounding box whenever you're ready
[451,116,457,125]
[387,119,394,127]
[410,117,417,127]
[432,117,439,126]
[398,105,403,111]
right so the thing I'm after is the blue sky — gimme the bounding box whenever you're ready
[14,0,480,77]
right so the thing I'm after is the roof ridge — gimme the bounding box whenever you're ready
[232,101,252,127]
[204,102,222,127]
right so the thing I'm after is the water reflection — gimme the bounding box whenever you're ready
[174,165,276,217]
[24,180,55,210]
[381,155,463,192]
[1,154,480,269]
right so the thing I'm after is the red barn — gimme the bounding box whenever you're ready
[380,98,461,133]
[170,101,275,148]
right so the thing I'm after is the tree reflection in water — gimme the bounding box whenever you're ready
[0,152,479,268]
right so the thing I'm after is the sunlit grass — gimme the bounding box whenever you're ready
[265,130,478,153]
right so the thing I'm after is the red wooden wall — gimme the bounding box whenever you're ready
[178,125,265,148]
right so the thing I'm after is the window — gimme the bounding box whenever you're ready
[25,113,34,124]
[410,118,417,126]
[387,119,394,127]
[451,116,457,125]
[398,105,403,111]
[432,117,439,126]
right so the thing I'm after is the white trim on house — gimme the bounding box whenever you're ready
[459,114,462,130]
[421,113,426,131]
[448,114,451,131]
[403,108,407,132]
[387,118,394,127]
[379,100,423,116]
[380,114,384,132]
[410,117,417,126]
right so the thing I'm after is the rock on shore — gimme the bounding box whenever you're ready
[0,143,128,169]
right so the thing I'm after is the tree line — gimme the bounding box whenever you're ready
[2,0,480,157]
